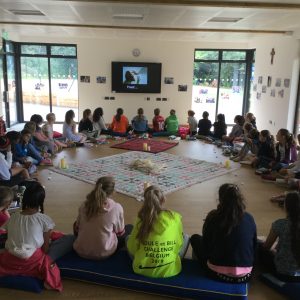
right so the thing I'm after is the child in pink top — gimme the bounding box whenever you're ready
[73,176,132,260]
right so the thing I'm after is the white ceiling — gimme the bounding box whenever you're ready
[0,0,300,42]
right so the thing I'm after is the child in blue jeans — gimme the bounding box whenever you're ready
[15,129,52,166]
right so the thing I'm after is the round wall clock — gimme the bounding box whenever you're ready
[132,48,141,57]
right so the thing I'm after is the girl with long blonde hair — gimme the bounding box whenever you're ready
[127,185,189,278]
[73,176,131,260]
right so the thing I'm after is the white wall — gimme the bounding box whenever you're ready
[21,36,246,124]
[12,34,300,133]
[249,36,300,135]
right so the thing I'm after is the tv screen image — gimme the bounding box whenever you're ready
[112,62,161,93]
[123,66,148,85]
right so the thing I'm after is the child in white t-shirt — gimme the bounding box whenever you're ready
[0,182,74,291]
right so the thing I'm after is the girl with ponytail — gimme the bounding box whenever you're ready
[261,192,300,281]
[73,176,131,260]
[127,185,189,278]
[110,108,129,136]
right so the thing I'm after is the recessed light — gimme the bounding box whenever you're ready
[113,14,144,20]
[208,17,242,23]
[9,9,45,16]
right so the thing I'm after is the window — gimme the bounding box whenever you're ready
[194,50,219,60]
[19,43,78,122]
[21,45,47,55]
[193,49,254,124]
[51,45,76,56]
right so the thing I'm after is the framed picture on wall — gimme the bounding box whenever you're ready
[178,84,187,92]
[80,75,90,83]
[278,89,284,98]
[258,76,263,84]
[256,92,261,100]
[284,79,290,88]
[262,85,267,93]
[164,77,174,84]
[96,76,106,84]
[275,78,281,87]
[270,89,275,97]
[267,76,272,87]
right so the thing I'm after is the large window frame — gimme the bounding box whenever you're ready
[16,42,78,122]
[193,49,255,125]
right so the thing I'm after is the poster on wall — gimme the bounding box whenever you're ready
[270,89,275,97]
[278,89,284,98]
[262,86,267,93]
[256,92,261,100]
[267,76,272,87]
[253,84,257,92]
[284,79,290,88]
[80,75,90,83]
[258,76,263,84]
[96,76,106,84]
[275,78,281,87]
[164,77,174,84]
[178,84,187,92]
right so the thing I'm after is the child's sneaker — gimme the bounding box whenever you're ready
[255,167,271,175]
[40,158,53,166]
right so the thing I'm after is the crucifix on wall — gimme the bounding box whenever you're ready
[270,48,275,65]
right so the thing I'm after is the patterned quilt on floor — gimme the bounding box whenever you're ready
[111,138,178,153]
[51,151,236,201]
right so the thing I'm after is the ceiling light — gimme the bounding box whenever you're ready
[208,17,242,23]
[113,14,144,20]
[9,9,45,16]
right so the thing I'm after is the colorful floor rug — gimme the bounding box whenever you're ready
[111,138,178,153]
[51,151,237,201]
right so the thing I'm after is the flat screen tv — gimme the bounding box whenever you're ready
[112,62,161,93]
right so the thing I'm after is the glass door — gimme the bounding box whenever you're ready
[218,62,246,124]
[50,57,78,122]
[21,56,50,121]
[192,61,219,119]
[193,49,254,125]
[6,54,17,125]
[0,56,6,122]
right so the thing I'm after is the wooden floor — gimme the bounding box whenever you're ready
[0,138,287,299]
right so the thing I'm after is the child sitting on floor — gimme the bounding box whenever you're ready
[187,110,198,136]
[0,136,31,187]
[198,111,211,136]
[231,128,259,162]
[190,184,257,283]
[152,108,167,137]
[259,192,300,282]
[0,186,14,248]
[63,110,87,143]
[0,182,74,291]
[73,176,131,260]
[253,130,275,169]
[15,129,52,166]
[92,107,110,135]
[222,115,245,143]
[30,114,56,154]
[212,113,227,140]
[78,109,97,139]
[42,113,67,150]
[131,108,148,134]
[165,109,179,135]
[110,108,129,136]
[127,185,189,278]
